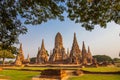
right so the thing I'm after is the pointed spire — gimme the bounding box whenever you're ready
[82,41,85,49]
[19,43,23,51]
[82,41,87,53]
[88,46,91,53]
[82,41,87,59]
[41,39,45,50]
[72,32,80,49]
[73,33,77,45]
[36,39,48,64]
[69,33,81,64]
[19,43,24,62]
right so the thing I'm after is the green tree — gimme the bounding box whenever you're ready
[93,55,112,62]
[67,0,120,30]
[17,0,65,25]
[0,0,65,48]
[0,50,15,64]
[113,58,120,62]
[0,0,120,48]
[30,57,36,63]
[0,0,27,49]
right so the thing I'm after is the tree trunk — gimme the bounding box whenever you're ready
[2,57,5,65]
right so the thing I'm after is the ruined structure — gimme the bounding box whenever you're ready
[82,41,88,65]
[36,39,48,64]
[49,32,67,63]
[14,54,22,66]
[16,32,94,65]
[15,44,30,64]
[87,46,93,63]
[19,43,25,62]
[69,33,82,64]
[24,54,30,63]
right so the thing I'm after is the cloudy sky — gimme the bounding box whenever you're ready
[18,17,120,59]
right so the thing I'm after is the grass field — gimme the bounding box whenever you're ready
[0,70,40,80]
[68,74,120,80]
[81,67,120,72]
[0,67,120,80]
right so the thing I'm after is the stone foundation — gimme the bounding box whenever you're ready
[32,69,68,80]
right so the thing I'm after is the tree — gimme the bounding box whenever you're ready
[30,57,36,63]
[0,0,27,49]
[0,50,15,64]
[0,44,17,64]
[113,58,120,62]
[17,0,65,25]
[67,0,120,30]
[0,0,65,47]
[93,55,112,62]
[0,0,120,48]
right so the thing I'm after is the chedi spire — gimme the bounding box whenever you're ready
[41,39,45,50]
[14,54,22,66]
[69,33,82,64]
[19,43,24,62]
[36,39,48,64]
[55,32,63,48]
[87,46,93,63]
[82,41,88,65]
[49,32,67,63]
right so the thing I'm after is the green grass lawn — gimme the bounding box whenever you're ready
[68,74,120,80]
[0,70,40,80]
[0,67,120,80]
[81,67,120,72]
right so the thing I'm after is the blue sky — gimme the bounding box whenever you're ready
[18,18,120,59]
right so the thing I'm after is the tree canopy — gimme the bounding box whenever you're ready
[0,0,120,47]
[0,44,17,64]
[93,55,112,62]
[67,0,120,30]
[0,50,15,64]
[113,58,120,62]
[0,0,27,49]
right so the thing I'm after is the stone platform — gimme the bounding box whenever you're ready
[32,69,68,80]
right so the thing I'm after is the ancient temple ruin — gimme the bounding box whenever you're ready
[14,43,30,65]
[49,32,67,63]
[69,33,82,64]
[14,54,22,66]
[36,39,48,64]
[82,41,88,65]
[17,32,94,65]
[19,43,25,62]
[35,32,94,65]
[87,46,93,63]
